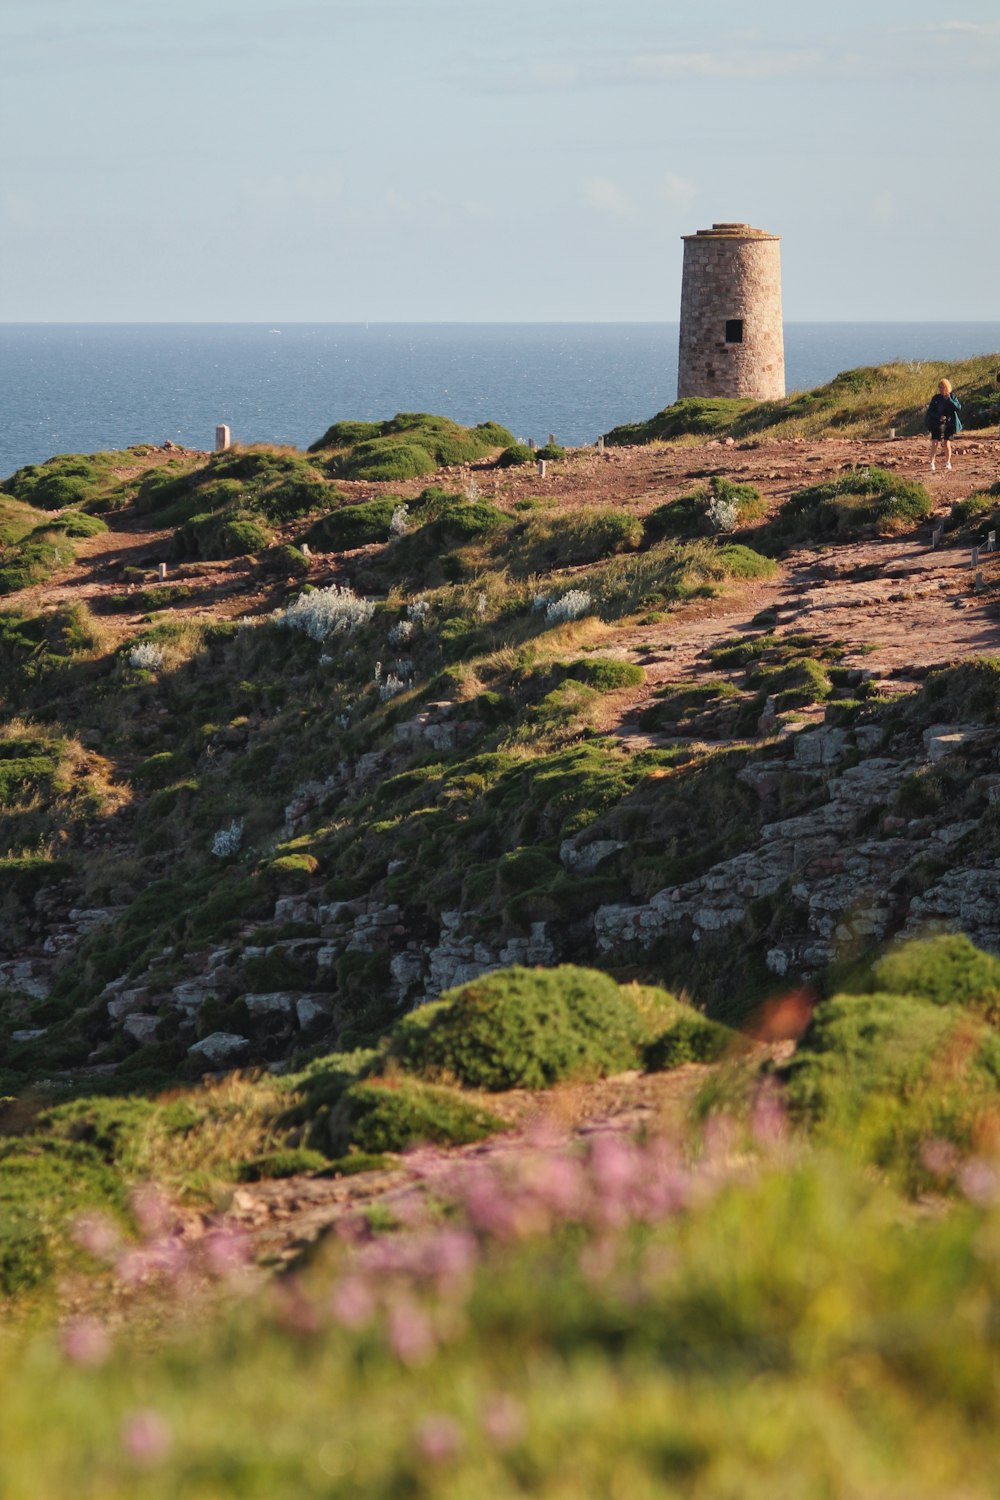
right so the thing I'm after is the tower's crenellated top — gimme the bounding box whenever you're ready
[683,222,780,241]
[676,221,785,402]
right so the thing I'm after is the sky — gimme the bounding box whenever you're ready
[1,0,997,322]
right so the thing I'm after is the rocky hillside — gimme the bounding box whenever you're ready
[2,384,1000,1088]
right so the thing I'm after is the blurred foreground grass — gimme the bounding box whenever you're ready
[3,1135,1000,1498]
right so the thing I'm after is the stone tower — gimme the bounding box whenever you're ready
[677,222,785,401]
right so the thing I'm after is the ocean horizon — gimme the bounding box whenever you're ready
[3,321,999,481]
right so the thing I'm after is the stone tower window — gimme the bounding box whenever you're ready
[725,319,744,344]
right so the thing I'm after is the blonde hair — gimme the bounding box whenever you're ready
[939,379,952,395]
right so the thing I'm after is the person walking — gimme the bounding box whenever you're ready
[925,378,962,471]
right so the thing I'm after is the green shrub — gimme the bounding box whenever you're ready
[505,508,642,571]
[237,1148,328,1182]
[0,753,59,808]
[567,658,645,691]
[903,659,1000,729]
[0,496,46,548]
[495,846,562,893]
[606,398,754,445]
[708,633,780,667]
[308,420,382,450]
[534,443,566,461]
[496,444,534,467]
[638,679,738,731]
[782,987,1000,1188]
[304,499,402,552]
[0,526,79,594]
[643,493,708,543]
[860,934,1000,1013]
[389,965,672,1091]
[176,514,272,560]
[379,413,514,464]
[643,477,765,546]
[773,467,931,543]
[644,1013,733,1070]
[747,656,831,707]
[950,493,997,529]
[326,1077,505,1154]
[266,853,320,891]
[314,414,516,478]
[261,543,310,578]
[374,500,509,586]
[338,438,436,482]
[715,544,778,579]
[2,452,123,510]
[135,450,339,528]
[0,1136,125,1297]
[49,510,107,539]
[784,991,962,1126]
[0,1213,52,1298]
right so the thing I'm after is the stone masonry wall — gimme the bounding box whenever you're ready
[677,224,785,402]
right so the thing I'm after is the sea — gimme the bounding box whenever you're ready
[2,322,1000,481]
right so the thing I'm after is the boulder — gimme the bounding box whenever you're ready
[188,1032,250,1067]
[559,838,626,875]
[123,1014,161,1045]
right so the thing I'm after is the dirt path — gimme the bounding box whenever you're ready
[5,513,280,645]
[612,533,1000,691]
[8,429,1000,720]
[203,1063,721,1269]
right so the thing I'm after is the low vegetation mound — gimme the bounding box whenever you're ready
[0,511,108,594]
[0,496,42,549]
[308,413,515,481]
[303,497,404,552]
[2,450,132,510]
[903,657,1000,728]
[860,933,1000,1012]
[388,964,681,1090]
[769,466,931,543]
[606,396,754,445]
[133,448,342,557]
[640,630,838,735]
[495,443,535,467]
[784,935,1000,1189]
[606,354,1000,444]
[499,506,643,573]
[325,1076,505,1155]
[643,476,766,543]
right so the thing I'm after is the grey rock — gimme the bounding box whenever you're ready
[853,725,884,753]
[123,1014,161,1045]
[296,995,333,1030]
[241,991,297,1017]
[793,726,849,766]
[172,979,219,1013]
[389,951,425,997]
[263,938,325,963]
[293,996,332,1032]
[354,750,387,783]
[188,1032,250,1067]
[0,961,52,1000]
[560,838,626,875]
[107,987,152,1022]
[273,897,317,924]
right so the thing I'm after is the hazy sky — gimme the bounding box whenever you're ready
[1,0,997,321]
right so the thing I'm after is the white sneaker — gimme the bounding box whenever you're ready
[930,461,936,471]
[946,462,952,470]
